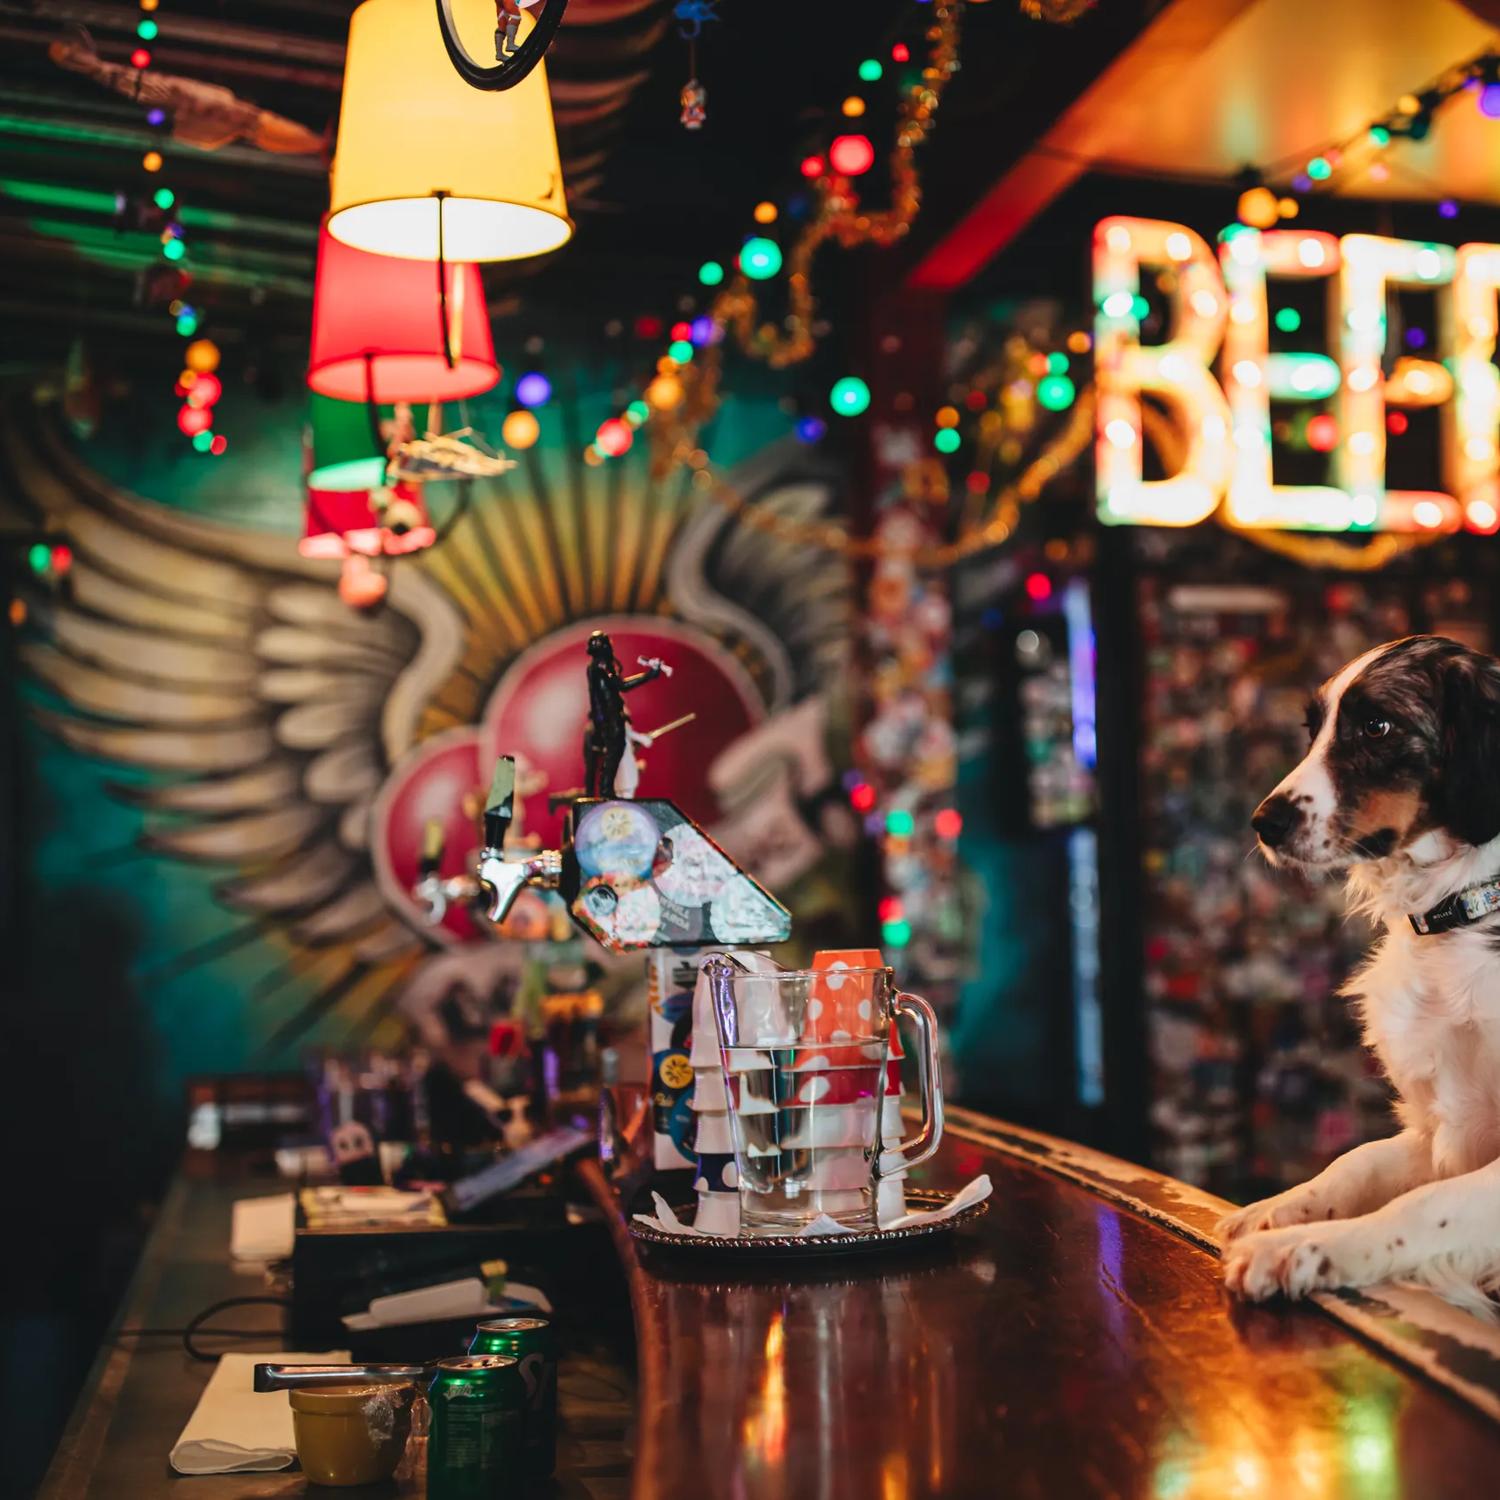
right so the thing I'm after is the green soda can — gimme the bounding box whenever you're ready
[426,1355,524,1499]
[468,1316,556,1479]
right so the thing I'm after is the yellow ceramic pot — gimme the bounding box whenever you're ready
[289,1382,414,1487]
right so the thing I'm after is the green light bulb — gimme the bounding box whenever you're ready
[858,58,882,82]
[829,376,870,417]
[1037,374,1076,412]
[739,237,782,281]
[698,260,724,287]
[933,428,961,454]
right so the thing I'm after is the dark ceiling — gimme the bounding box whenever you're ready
[0,0,1144,369]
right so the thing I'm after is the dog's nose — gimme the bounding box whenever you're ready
[1252,793,1299,849]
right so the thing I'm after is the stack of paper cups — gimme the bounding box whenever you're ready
[803,949,907,1225]
[879,1018,908,1224]
[689,956,741,1235]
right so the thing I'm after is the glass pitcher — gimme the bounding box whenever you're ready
[703,955,944,1234]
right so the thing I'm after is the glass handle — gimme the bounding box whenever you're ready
[891,991,944,1171]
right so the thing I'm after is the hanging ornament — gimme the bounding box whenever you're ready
[680,77,707,130]
[338,554,390,608]
[300,481,435,564]
[674,0,718,130]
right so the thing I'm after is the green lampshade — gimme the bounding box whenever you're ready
[308,394,388,491]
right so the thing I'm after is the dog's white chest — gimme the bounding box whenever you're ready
[1366,927,1500,1175]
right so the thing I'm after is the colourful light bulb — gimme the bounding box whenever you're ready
[698,260,724,286]
[515,372,551,407]
[829,376,870,417]
[829,134,875,176]
[1036,374,1075,411]
[739,237,782,280]
[596,418,632,457]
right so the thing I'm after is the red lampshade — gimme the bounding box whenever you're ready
[306,225,500,403]
[300,482,435,559]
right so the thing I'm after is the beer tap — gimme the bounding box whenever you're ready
[474,756,562,924]
[412,818,480,924]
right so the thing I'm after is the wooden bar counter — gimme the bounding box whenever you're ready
[41,1108,1500,1500]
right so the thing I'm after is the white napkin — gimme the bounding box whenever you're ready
[881,1174,992,1229]
[229,1194,295,1263]
[632,1175,993,1239]
[169,1350,350,1475]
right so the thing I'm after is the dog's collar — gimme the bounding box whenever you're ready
[1409,877,1500,935]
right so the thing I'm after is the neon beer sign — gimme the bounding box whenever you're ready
[1093,216,1500,534]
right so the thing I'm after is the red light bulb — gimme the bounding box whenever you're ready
[177,403,212,436]
[800,154,826,179]
[829,135,875,177]
[187,372,222,407]
[1306,413,1338,452]
[596,418,632,457]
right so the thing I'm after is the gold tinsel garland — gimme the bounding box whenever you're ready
[699,384,1447,572]
[698,388,1096,567]
[645,0,964,478]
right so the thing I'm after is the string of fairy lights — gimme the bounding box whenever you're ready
[535,0,965,488]
[127,0,229,455]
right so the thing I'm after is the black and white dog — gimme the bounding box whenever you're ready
[1221,634,1500,1315]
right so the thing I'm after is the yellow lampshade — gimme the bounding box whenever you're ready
[328,0,572,263]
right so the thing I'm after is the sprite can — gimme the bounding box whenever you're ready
[468,1316,556,1479]
[426,1355,524,1499]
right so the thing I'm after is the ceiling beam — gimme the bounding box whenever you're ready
[908,0,1260,290]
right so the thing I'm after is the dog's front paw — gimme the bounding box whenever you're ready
[1216,1188,1326,1245]
[1222,1224,1352,1302]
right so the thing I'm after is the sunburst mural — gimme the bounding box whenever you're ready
[2,392,857,1064]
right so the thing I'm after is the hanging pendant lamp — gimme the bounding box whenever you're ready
[306,225,500,404]
[327,0,572,264]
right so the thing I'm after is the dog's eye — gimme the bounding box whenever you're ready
[1363,716,1393,740]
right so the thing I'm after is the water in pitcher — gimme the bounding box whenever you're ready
[720,1040,888,1231]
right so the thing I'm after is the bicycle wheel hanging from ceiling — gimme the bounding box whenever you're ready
[434,0,569,90]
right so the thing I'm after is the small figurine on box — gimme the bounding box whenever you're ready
[584,630,670,798]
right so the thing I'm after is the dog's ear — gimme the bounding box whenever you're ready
[1440,651,1500,847]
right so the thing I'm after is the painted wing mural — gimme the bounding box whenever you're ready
[4,396,854,1056]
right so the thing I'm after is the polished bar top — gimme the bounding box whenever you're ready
[40,1112,1500,1499]
[588,1109,1500,1500]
